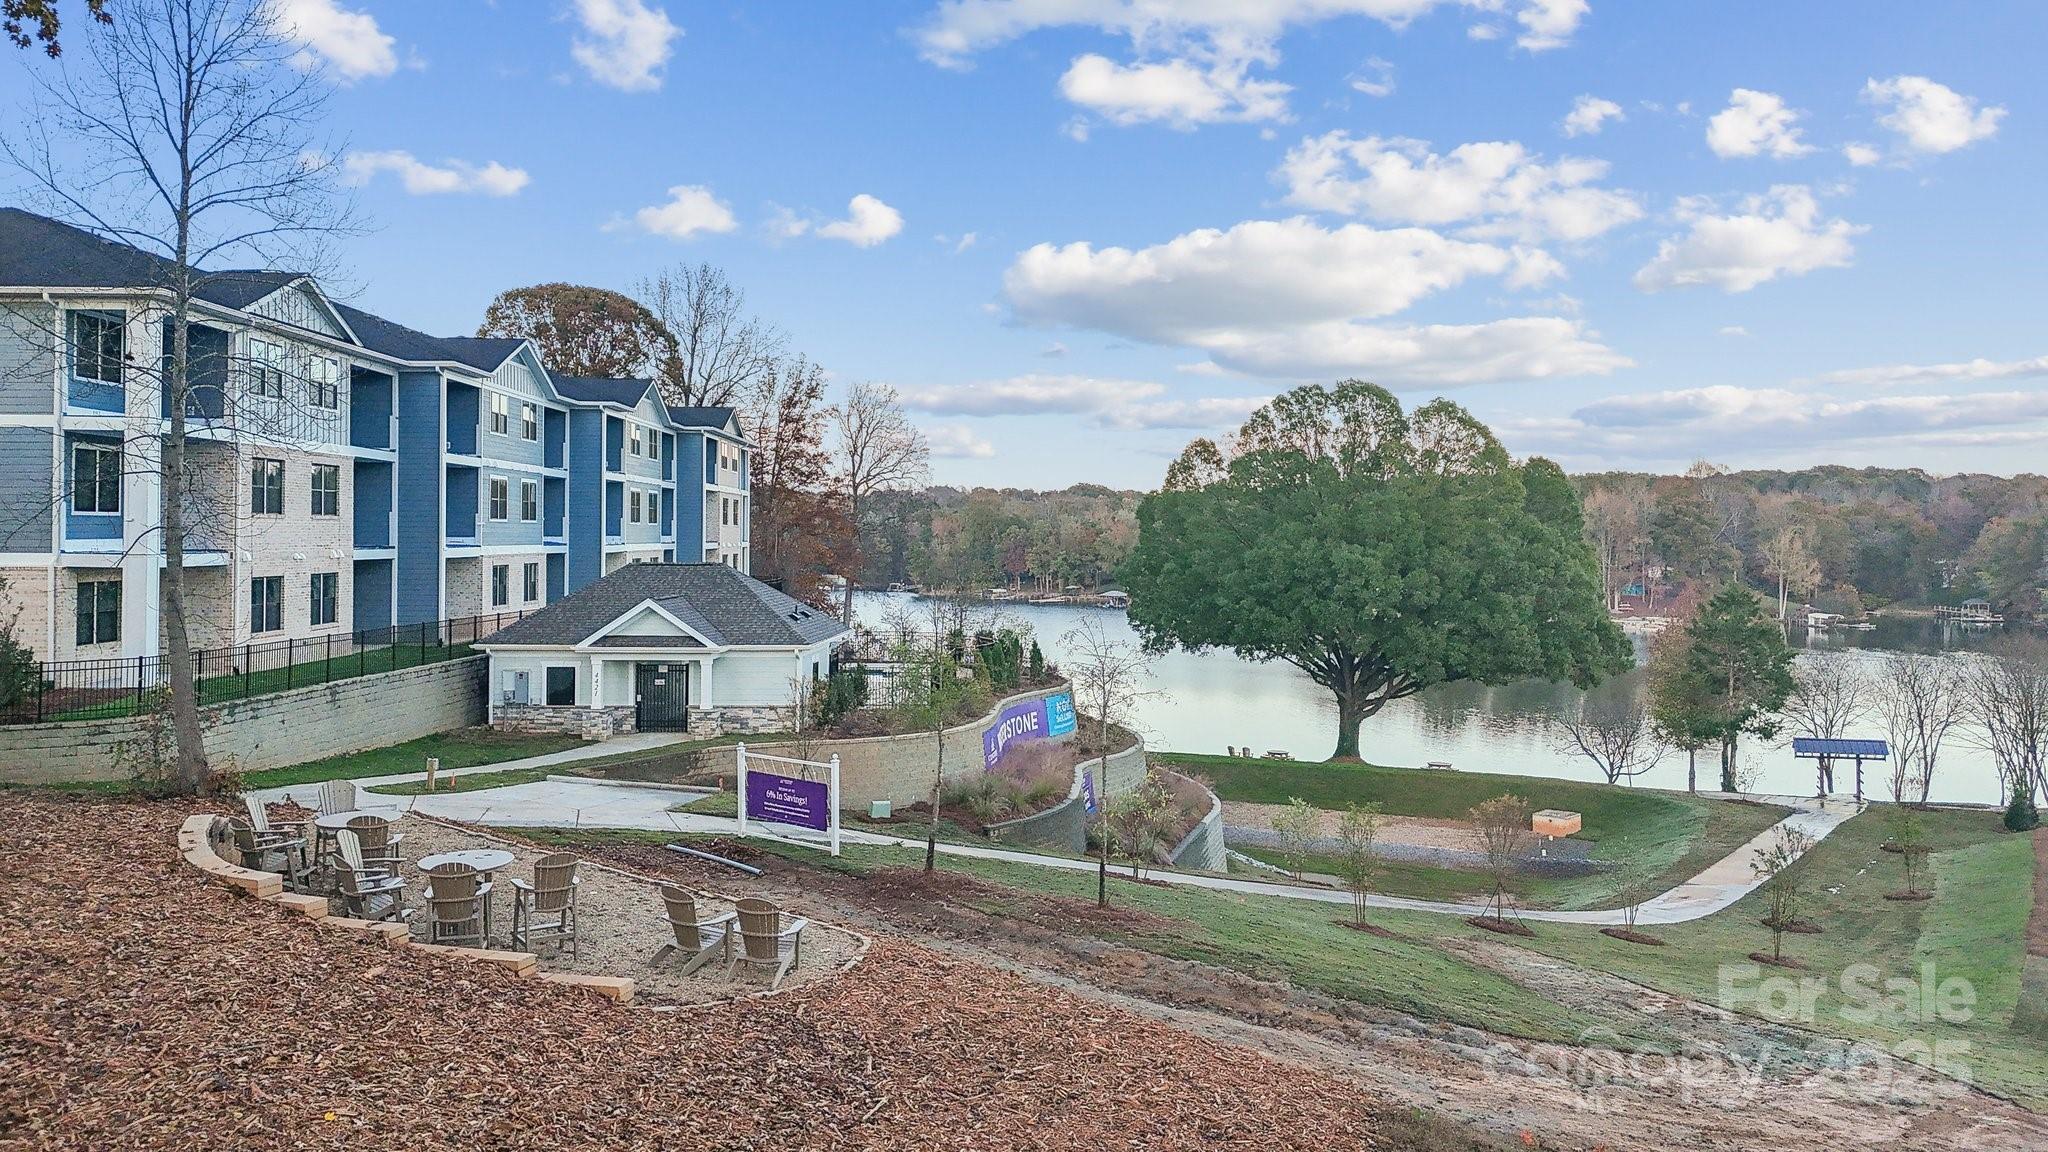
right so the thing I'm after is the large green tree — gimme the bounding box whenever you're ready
[1121,382,1631,761]
[477,283,678,381]
[1669,583,1796,792]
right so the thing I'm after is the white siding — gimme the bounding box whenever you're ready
[711,650,799,707]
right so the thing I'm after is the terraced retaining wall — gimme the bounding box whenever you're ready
[1165,772,1227,872]
[984,738,1149,855]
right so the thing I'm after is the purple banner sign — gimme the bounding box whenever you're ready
[982,690,1077,770]
[745,770,830,832]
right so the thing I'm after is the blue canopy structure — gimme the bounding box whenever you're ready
[1792,738,1889,759]
[1791,738,1887,803]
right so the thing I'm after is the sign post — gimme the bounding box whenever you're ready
[734,741,841,857]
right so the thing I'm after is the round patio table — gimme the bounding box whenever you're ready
[311,809,391,872]
[417,849,516,941]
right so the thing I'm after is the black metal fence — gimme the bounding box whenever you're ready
[0,610,533,726]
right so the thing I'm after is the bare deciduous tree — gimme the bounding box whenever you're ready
[4,0,355,791]
[1758,523,1821,622]
[1872,652,1966,805]
[833,381,927,623]
[638,262,784,408]
[1336,801,1382,927]
[1782,656,1870,797]
[1751,823,1814,964]
[1062,614,1157,908]
[1549,695,1666,785]
[1468,793,1532,926]
[1963,635,2048,808]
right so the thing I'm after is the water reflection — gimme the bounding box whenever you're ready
[853,595,2013,804]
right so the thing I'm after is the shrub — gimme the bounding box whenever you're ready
[1028,640,1045,684]
[1271,797,1320,880]
[2006,782,2041,833]
[818,665,869,728]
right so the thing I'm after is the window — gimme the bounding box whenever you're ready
[489,393,509,435]
[247,337,284,398]
[249,575,283,634]
[629,424,643,456]
[70,311,124,384]
[520,479,538,522]
[71,442,121,513]
[309,572,338,626]
[490,563,510,607]
[74,579,120,646]
[310,464,340,516]
[629,489,642,523]
[521,403,538,441]
[250,458,284,515]
[522,562,540,603]
[488,476,509,521]
[544,665,577,706]
[307,355,339,409]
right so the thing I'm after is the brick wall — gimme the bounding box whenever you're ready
[0,655,486,784]
[495,702,636,741]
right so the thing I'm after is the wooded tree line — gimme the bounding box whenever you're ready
[854,485,1139,593]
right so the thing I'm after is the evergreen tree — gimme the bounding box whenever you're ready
[1675,583,1797,792]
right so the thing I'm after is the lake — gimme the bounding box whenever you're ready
[853,593,2017,805]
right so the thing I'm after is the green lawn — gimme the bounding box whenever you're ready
[241,728,582,791]
[1233,844,1495,903]
[1160,752,1788,911]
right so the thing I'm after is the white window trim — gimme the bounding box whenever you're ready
[488,475,510,522]
[489,392,510,436]
[520,478,539,522]
[521,402,539,441]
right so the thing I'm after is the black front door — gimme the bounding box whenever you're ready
[635,663,689,731]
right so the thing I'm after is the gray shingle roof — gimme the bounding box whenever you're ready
[436,336,526,372]
[481,563,847,649]
[666,405,736,430]
[0,209,320,312]
[330,303,460,363]
[549,372,654,408]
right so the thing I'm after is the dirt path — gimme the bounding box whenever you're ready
[549,835,2048,1152]
[1224,801,1482,853]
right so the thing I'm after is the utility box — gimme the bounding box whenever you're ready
[1533,809,1582,837]
[870,800,892,820]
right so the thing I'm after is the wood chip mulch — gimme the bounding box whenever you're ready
[0,795,1395,1150]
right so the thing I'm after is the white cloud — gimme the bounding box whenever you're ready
[1807,354,2048,390]
[274,0,397,81]
[1276,133,1642,243]
[1718,325,1750,338]
[1513,384,2048,463]
[1862,75,2005,155]
[628,185,737,239]
[1515,0,1588,51]
[1842,142,1882,167]
[341,151,529,197]
[570,0,681,93]
[905,374,1268,430]
[1039,342,1068,358]
[1633,185,1860,293]
[1706,89,1813,159]
[1059,54,1290,127]
[918,2,1586,128]
[1467,22,1502,40]
[812,194,904,247]
[1348,56,1396,98]
[1561,95,1623,137]
[925,425,997,459]
[1195,316,1630,383]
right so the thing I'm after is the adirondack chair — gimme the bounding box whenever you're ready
[344,814,405,875]
[733,897,807,989]
[243,793,311,848]
[227,817,310,892]
[423,863,491,947]
[653,884,736,975]
[509,853,581,957]
[334,830,408,922]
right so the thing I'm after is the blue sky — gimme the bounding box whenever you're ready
[10,1,2045,488]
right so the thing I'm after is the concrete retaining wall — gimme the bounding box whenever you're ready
[1166,772,1227,872]
[0,657,487,784]
[702,682,1077,807]
[986,739,1149,856]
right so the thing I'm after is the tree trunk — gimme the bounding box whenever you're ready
[1096,713,1110,908]
[924,725,941,873]
[1331,688,1365,761]
[162,286,207,793]
[1720,736,1738,793]
[1687,748,1696,794]
[841,487,861,625]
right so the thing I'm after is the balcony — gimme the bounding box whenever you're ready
[446,381,480,457]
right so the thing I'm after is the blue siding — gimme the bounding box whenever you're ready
[674,433,707,553]
[353,558,394,632]
[394,370,445,624]
[566,409,605,591]
[543,408,567,468]
[0,427,54,551]
[476,466,551,546]
[0,303,57,416]
[350,367,394,449]
[353,459,393,549]
[479,394,548,468]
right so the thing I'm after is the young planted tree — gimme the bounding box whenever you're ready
[1099,775,1175,882]
[1335,801,1383,927]
[833,381,929,623]
[2006,782,2041,833]
[1062,614,1157,908]
[1122,383,1631,761]
[5,0,355,792]
[1608,846,1661,944]
[1271,797,1319,881]
[1468,794,1533,929]
[1873,651,1966,805]
[1550,694,1666,785]
[885,601,990,874]
[1675,584,1796,793]
[1782,656,1870,797]
[1750,824,1815,964]
[1885,804,1930,898]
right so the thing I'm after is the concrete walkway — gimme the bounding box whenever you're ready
[247,733,689,812]
[328,760,1859,926]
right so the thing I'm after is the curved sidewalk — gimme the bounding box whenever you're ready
[341,763,1857,927]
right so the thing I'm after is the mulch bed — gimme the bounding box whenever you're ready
[1598,927,1667,947]
[1762,918,1824,935]
[1465,915,1536,938]
[1883,890,1934,902]
[1748,952,1808,970]
[0,794,1398,1150]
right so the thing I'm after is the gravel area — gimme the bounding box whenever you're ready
[359,817,862,1004]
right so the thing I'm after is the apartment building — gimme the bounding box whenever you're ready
[0,208,749,668]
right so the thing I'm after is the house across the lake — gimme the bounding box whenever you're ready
[477,562,847,740]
